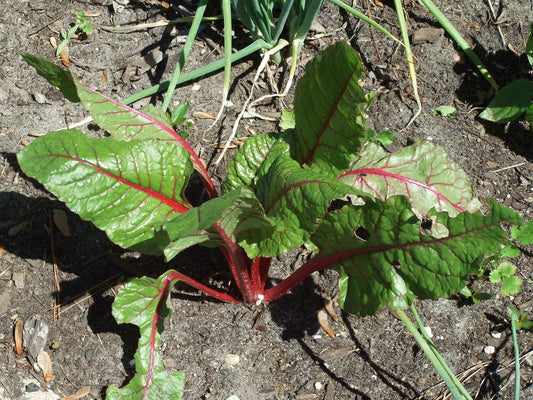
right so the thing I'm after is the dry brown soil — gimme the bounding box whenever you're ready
[1,1,532,399]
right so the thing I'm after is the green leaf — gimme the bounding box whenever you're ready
[279,109,296,130]
[20,53,80,102]
[223,132,287,193]
[499,244,521,258]
[171,103,189,126]
[511,220,533,245]
[17,130,193,254]
[311,198,520,315]
[526,26,533,67]
[433,105,456,117]
[72,79,215,195]
[294,42,373,173]
[107,270,185,400]
[159,188,269,260]
[525,103,533,123]
[340,140,480,217]
[500,275,522,296]
[479,79,533,123]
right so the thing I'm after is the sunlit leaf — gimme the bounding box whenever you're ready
[107,271,185,400]
[17,130,193,254]
[311,198,520,315]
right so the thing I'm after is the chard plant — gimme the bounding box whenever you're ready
[18,43,523,400]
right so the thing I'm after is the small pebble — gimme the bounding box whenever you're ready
[424,326,433,338]
[314,382,323,391]
[225,396,239,400]
[25,383,39,392]
[490,331,502,339]
[224,354,240,366]
[484,346,496,355]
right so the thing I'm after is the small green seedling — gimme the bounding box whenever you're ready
[508,306,533,331]
[479,27,533,124]
[489,262,522,296]
[56,11,94,57]
[459,286,492,304]
[434,105,457,117]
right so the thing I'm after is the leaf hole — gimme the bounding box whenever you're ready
[328,199,350,212]
[420,218,433,235]
[354,226,371,241]
[391,261,401,270]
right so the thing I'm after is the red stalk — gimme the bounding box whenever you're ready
[262,254,336,302]
[213,224,257,303]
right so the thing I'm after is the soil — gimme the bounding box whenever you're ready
[1,1,532,399]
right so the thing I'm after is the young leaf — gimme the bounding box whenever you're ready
[433,105,456,117]
[479,79,533,123]
[17,130,193,254]
[339,140,480,217]
[500,275,522,296]
[159,188,269,260]
[511,220,533,245]
[223,132,290,193]
[294,42,373,173]
[20,53,79,102]
[72,79,216,197]
[107,270,185,400]
[311,198,520,315]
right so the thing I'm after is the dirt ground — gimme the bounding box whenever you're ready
[1,0,532,399]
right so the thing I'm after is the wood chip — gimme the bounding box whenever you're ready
[60,46,70,68]
[37,350,53,383]
[317,310,335,338]
[59,386,91,400]
[14,319,23,356]
[192,111,217,120]
[0,246,5,260]
[324,297,339,322]
[53,209,72,237]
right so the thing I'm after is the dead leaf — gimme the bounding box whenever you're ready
[324,297,339,322]
[192,111,217,120]
[8,221,28,237]
[37,350,53,383]
[317,310,335,338]
[60,46,70,68]
[14,319,23,356]
[59,386,91,400]
[49,37,57,49]
[53,209,72,236]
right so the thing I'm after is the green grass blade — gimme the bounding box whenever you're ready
[161,0,208,113]
[417,0,498,90]
[328,0,400,44]
[122,39,270,106]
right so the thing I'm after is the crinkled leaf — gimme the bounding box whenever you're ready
[479,79,533,123]
[72,79,214,195]
[107,270,185,400]
[339,140,480,217]
[223,132,289,193]
[311,198,520,315]
[17,130,193,254]
[159,188,269,260]
[248,153,362,256]
[20,53,79,102]
[294,42,373,173]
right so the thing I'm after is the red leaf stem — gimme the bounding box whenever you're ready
[213,223,257,303]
